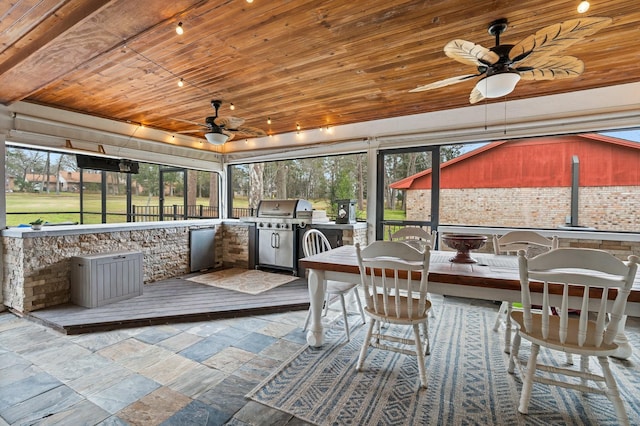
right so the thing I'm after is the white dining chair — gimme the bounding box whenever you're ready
[492,230,558,353]
[301,229,365,341]
[390,226,436,318]
[389,227,436,252]
[508,248,638,425]
[355,241,432,388]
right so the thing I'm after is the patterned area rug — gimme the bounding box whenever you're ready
[185,268,297,295]
[248,301,640,425]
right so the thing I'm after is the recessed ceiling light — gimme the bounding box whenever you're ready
[577,1,590,13]
[176,22,184,35]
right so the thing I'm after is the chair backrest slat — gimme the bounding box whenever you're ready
[518,248,639,348]
[302,229,332,257]
[541,282,550,339]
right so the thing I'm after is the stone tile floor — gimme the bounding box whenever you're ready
[5,296,638,425]
[0,306,327,426]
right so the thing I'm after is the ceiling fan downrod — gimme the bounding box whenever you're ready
[488,18,508,46]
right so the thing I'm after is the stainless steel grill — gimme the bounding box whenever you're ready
[246,199,312,276]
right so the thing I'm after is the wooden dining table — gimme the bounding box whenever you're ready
[299,245,640,358]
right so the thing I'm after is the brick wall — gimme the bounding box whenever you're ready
[558,238,640,260]
[438,227,640,261]
[407,186,640,231]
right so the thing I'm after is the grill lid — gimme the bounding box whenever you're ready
[257,199,312,218]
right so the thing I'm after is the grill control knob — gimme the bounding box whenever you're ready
[275,223,281,229]
[267,223,272,228]
[258,222,263,228]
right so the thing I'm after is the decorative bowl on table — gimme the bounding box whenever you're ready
[441,234,488,264]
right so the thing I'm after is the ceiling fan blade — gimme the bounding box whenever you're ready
[172,117,207,127]
[229,126,267,139]
[176,129,204,134]
[469,87,485,104]
[444,39,500,67]
[509,17,612,68]
[214,116,245,129]
[409,74,479,93]
[517,56,585,80]
[223,130,235,142]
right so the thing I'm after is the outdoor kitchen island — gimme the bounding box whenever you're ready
[1,220,224,314]
[1,218,366,315]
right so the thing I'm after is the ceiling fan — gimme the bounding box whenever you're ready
[409,17,612,103]
[178,100,267,144]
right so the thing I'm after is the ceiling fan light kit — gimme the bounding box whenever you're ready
[475,71,521,98]
[205,132,229,145]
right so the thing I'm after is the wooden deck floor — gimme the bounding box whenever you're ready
[26,274,310,335]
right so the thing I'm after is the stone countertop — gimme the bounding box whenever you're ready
[2,219,222,238]
[2,218,368,238]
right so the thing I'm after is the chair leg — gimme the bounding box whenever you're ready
[352,288,366,325]
[420,321,430,355]
[508,332,520,374]
[503,302,512,354]
[493,301,507,331]
[598,355,630,426]
[374,320,382,343]
[412,324,428,389]
[580,355,589,391]
[339,294,350,341]
[565,352,574,365]
[356,319,376,372]
[518,343,539,415]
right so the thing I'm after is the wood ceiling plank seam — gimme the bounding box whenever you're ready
[0,0,212,103]
[0,0,114,104]
[0,0,67,56]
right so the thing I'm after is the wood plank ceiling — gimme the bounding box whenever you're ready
[0,0,639,149]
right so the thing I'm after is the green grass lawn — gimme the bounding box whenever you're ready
[5,192,210,226]
[6,192,405,226]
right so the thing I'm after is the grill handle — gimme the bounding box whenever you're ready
[271,232,281,248]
